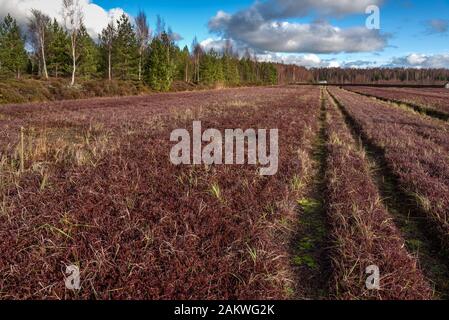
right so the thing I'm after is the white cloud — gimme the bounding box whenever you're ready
[210,0,384,25]
[406,54,427,65]
[236,21,386,54]
[208,0,388,54]
[259,53,338,68]
[200,38,341,68]
[389,53,449,69]
[0,0,127,38]
[200,38,230,52]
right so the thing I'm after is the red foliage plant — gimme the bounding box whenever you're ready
[324,91,432,300]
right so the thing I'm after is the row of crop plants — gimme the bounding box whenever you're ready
[323,90,432,299]
[346,86,449,119]
[328,87,449,253]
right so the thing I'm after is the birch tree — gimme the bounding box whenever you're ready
[62,0,83,86]
[28,9,50,79]
[135,11,150,81]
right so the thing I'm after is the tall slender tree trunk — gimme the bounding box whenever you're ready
[108,49,112,81]
[138,52,142,81]
[71,42,76,86]
[40,36,48,80]
[196,56,200,83]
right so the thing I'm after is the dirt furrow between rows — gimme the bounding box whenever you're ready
[291,88,330,299]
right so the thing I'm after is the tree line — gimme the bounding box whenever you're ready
[310,67,449,84]
[1,3,448,89]
[0,4,278,91]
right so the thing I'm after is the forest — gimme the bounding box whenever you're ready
[0,5,278,91]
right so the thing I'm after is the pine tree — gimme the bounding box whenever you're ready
[144,33,175,91]
[239,54,258,84]
[200,49,224,86]
[260,62,277,85]
[77,25,99,78]
[222,55,240,86]
[0,14,28,79]
[47,19,70,78]
[115,14,138,80]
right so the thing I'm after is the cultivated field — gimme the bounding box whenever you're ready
[346,86,449,119]
[0,85,448,300]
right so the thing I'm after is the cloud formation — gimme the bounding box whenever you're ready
[208,0,387,54]
[258,52,341,68]
[388,53,449,69]
[201,38,340,68]
[0,0,127,38]
[212,0,384,24]
[425,19,449,34]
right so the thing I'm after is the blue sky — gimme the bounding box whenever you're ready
[94,0,252,47]
[92,0,449,68]
[2,0,448,68]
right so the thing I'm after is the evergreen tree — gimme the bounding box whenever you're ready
[239,54,259,84]
[115,14,138,80]
[260,62,278,85]
[222,55,240,86]
[47,19,70,78]
[200,49,224,86]
[77,25,99,78]
[0,14,28,79]
[144,33,175,91]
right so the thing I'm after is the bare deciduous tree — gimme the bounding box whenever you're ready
[135,11,151,82]
[62,0,83,86]
[155,14,165,38]
[28,9,50,80]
